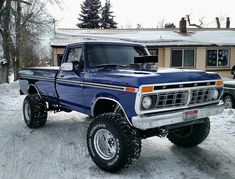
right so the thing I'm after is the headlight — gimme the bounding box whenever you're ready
[142,96,153,110]
[212,89,219,99]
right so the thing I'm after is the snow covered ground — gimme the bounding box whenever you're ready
[0,82,235,179]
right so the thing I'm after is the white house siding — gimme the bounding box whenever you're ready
[196,47,206,70]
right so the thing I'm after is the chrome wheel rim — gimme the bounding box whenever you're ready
[24,102,31,123]
[224,97,232,109]
[94,129,117,160]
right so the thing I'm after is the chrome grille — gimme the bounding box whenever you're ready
[190,88,215,105]
[155,91,188,109]
[140,85,222,113]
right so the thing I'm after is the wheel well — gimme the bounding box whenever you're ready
[28,85,38,95]
[93,99,118,117]
[223,93,234,100]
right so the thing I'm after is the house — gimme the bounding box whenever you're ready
[51,26,235,78]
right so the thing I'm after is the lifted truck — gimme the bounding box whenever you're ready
[19,41,224,173]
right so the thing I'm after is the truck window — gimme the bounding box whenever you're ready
[87,45,148,67]
[67,48,83,63]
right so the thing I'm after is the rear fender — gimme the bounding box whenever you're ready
[27,84,42,99]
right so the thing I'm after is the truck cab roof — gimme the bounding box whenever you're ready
[65,41,145,48]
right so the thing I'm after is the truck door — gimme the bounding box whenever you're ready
[56,46,85,113]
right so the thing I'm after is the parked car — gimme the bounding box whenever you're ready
[19,41,224,173]
[223,78,235,109]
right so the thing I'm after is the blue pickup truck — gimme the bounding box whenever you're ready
[19,41,224,172]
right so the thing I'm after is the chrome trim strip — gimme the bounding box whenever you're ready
[56,79,83,86]
[57,79,125,91]
[91,97,132,126]
[152,80,219,87]
[132,102,224,130]
[83,82,125,90]
[21,74,127,91]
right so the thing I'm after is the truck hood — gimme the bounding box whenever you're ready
[86,68,221,88]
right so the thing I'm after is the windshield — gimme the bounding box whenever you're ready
[86,45,149,67]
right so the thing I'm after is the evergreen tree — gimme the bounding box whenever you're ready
[100,0,117,29]
[77,0,101,28]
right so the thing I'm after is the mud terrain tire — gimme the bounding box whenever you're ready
[167,118,210,148]
[87,113,141,173]
[23,94,47,128]
[223,94,235,109]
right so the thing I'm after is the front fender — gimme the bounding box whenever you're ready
[91,92,137,123]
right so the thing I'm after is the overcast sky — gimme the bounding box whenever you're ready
[46,0,234,28]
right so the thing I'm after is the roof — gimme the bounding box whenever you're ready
[51,28,235,47]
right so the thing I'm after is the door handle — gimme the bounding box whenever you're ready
[60,74,64,77]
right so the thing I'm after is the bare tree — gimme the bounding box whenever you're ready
[13,0,54,80]
[157,18,166,28]
[125,22,132,29]
[0,0,61,83]
[0,0,5,11]
[136,23,141,29]
[186,14,203,28]
[14,0,22,81]
[0,0,11,84]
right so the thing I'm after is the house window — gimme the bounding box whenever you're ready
[206,49,229,67]
[57,54,63,66]
[148,49,158,56]
[171,49,195,67]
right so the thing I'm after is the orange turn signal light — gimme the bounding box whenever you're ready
[125,87,137,93]
[141,86,154,93]
[215,80,223,86]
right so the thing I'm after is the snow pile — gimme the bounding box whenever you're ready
[0,82,235,179]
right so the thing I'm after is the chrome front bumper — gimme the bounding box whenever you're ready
[132,102,224,130]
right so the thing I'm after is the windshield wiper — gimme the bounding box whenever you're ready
[96,64,129,68]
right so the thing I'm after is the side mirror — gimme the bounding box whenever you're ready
[60,62,73,71]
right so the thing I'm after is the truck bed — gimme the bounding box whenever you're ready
[19,66,59,103]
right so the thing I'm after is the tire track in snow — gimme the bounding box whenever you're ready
[171,145,235,179]
[1,82,235,179]
[0,130,41,179]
